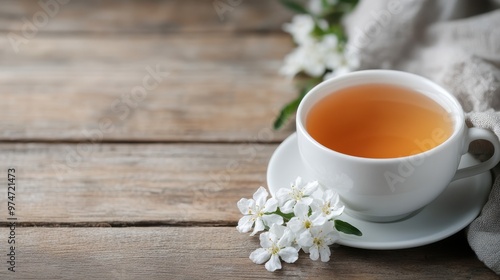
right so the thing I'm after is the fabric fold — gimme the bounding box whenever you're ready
[344,0,500,274]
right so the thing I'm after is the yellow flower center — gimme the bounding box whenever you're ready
[304,220,312,229]
[271,245,280,255]
[291,186,303,201]
[313,237,322,246]
[322,202,331,215]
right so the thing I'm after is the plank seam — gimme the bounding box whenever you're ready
[0,221,238,227]
[0,139,284,145]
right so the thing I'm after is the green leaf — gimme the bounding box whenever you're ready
[273,94,303,130]
[327,24,347,43]
[310,22,326,38]
[273,78,322,130]
[338,0,359,6]
[335,219,362,236]
[280,0,309,14]
[320,0,359,20]
[336,0,359,14]
[321,0,329,9]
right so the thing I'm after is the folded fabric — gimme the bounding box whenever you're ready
[344,0,500,273]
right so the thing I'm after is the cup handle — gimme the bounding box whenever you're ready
[452,127,500,181]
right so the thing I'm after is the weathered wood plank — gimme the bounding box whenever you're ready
[0,0,293,34]
[0,143,277,223]
[0,34,296,141]
[0,227,495,279]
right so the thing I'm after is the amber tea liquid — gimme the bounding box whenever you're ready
[306,84,453,158]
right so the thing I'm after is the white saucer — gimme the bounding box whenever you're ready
[267,133,492,250]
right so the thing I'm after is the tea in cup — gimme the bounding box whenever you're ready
[296,70,500,222]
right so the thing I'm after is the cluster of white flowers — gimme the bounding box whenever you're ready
[237,177,345,272]
[279,2,360,80]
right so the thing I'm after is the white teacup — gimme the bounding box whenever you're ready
[296,70,500,222]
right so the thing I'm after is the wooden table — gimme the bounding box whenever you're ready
[0,1,497,279]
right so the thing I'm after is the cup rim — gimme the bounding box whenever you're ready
[296,70,465,162]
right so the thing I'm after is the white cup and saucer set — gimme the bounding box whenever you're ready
[266,70,500,249]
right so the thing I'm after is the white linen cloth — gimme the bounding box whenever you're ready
[344,0,500,273]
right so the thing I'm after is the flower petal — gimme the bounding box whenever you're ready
[293,202,309,219]
[259,232,274,248]
[293,177,302,188]
[311,188,324,200]
[250,248,271,264]
[297,230,313,248]
[324,189,334,201]
[287,217,303,233]
[277,227,294,248]
[275,188,291,206]
[320,221,336,235]
[280,51,302,78]
[328,190,342,206]
[251,218,265,236]
[301,197,314,206]
[236,198,251,215]
[303,181,319,195]
[263,197,278,213]
[324,231,339,246]
[319,245,331,262]
[253,187,269,208]
[269,224,285,238]
[263,214,284,228]
[280,199,296,214]
[279,247,299,263]
[328,205,345,219]
[311,212,327,226]
[236,215,253,233]
[309,246,320,261]
[265,254,282,272]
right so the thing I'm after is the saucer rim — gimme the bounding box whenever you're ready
[266,133,492,250]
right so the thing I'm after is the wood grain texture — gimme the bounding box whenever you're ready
[0,143,277,223]
[1,0,495,277]
[0,34,296,142]
[0,0,293,33]
[0,227,495,279]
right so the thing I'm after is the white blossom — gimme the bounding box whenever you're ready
[299,222,339,262]
[280,33,352,79]
[249,224,299,272]
[308,0,323,15]
[237,178,356,272]
[275,177,319,213]
[237,187,283,236]
[301,41,330,77]
[280,46,307,78]
[311,189,344,221]
[280,13,349,79]
[287,202,325,234]
[323,47,361,80]
[280,44,316,78]
[283,14,316,45]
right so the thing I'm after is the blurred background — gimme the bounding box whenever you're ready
[2,0,297,143]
